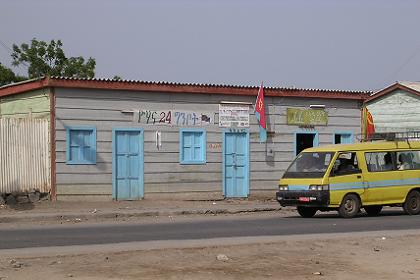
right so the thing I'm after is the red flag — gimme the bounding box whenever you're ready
[255,83,266,129]
[364,107,375,140]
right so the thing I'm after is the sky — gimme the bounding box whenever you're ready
[1,0,420,92]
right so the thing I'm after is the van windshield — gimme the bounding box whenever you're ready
[283,152,334,178]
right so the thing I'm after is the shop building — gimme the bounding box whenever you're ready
[0,77,369,200]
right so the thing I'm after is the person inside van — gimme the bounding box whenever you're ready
[334,153,358,175]
[398,153,415,170]
[398,153,410,170]
[382,153,394,171]
[337,158,356,173]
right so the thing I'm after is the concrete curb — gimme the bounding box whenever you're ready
[0,206,283,224]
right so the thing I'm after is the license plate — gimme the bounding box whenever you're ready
[299,197,310,202]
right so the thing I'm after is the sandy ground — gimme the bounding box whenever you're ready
[1,232,419,280]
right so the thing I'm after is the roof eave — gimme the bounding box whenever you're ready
[365,82,420,104]
[0,77,51,97]
[0,76,369,100]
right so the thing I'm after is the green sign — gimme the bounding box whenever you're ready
[287,108,328,126]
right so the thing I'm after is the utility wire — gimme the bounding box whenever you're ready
[0,38,29,68]
[0,38,13,53]
[380,42,420,86]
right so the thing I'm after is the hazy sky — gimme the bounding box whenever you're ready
[1,0,420,91]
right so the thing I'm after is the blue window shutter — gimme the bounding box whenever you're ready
[69,130,82,162]
[183,132,192,162]
[83,130,91,162]
[180,129,206,164]
[193,133,202,161]
[66,127,97,165]
[90,129,97,163]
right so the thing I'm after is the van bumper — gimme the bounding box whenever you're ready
[276,190,329,207]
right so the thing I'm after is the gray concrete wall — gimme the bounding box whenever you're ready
[54,87,362,199]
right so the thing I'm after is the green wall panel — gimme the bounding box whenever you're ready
[0,88,50,118]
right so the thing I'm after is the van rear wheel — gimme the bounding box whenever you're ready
[338,194,360,218]
[297,206,317,218]
[364,206,383,216]
[403,191,420,215]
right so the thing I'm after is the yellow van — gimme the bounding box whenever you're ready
[276,141,420,218]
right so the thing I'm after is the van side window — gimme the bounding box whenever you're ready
[397,151,420,170]
[365,152,396,172]
[331,152,360,176]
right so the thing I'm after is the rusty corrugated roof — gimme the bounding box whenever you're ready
[47,76,371,94]
[0,76,371,100]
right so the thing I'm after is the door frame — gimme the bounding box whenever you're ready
[222,129,250,197]
[112,128,145,200]
[294,130,319,156]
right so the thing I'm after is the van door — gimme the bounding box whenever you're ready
[328,152,367,206]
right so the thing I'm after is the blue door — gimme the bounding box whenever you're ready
[113,129,144,200]
[223,131,249,198]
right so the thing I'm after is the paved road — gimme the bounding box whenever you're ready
[1,211,420,249]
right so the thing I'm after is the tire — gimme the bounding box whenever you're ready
[338,194,361,218]
[403,191,420,215]
[297,206,317,218]
[364,205,383,216]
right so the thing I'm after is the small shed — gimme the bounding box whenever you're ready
[0,77,369,200]
[365,81,420,133]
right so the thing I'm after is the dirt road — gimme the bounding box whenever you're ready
[1,232,419,280]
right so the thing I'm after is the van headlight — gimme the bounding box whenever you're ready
[309,184,329,191]
[278,185,289,191]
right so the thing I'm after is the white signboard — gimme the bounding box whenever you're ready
[219,104,250,128]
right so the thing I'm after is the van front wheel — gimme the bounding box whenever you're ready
[403,191,420,215]
[297,206,317,218]
[338,194,360,218]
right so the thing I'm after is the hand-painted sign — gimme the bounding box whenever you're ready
[138,110,172,125]
[137,110,213,126]
[208,143,222,149]
[287,108,328,126]
[174,111,213,126]
[219,104,250,128]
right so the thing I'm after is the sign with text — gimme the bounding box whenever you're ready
[137,110,213,126]
[219,104,250,128]
[287,108,328,126]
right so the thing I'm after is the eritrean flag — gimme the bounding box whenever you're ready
[363,107,375,141]
[255,82,267,143]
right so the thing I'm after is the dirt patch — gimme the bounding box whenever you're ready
[1,234,419,280]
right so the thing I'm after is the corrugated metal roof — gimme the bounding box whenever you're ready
[45,76,370,94]
[0,76,371,99]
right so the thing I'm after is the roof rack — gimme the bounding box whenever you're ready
[369,131,420,142]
